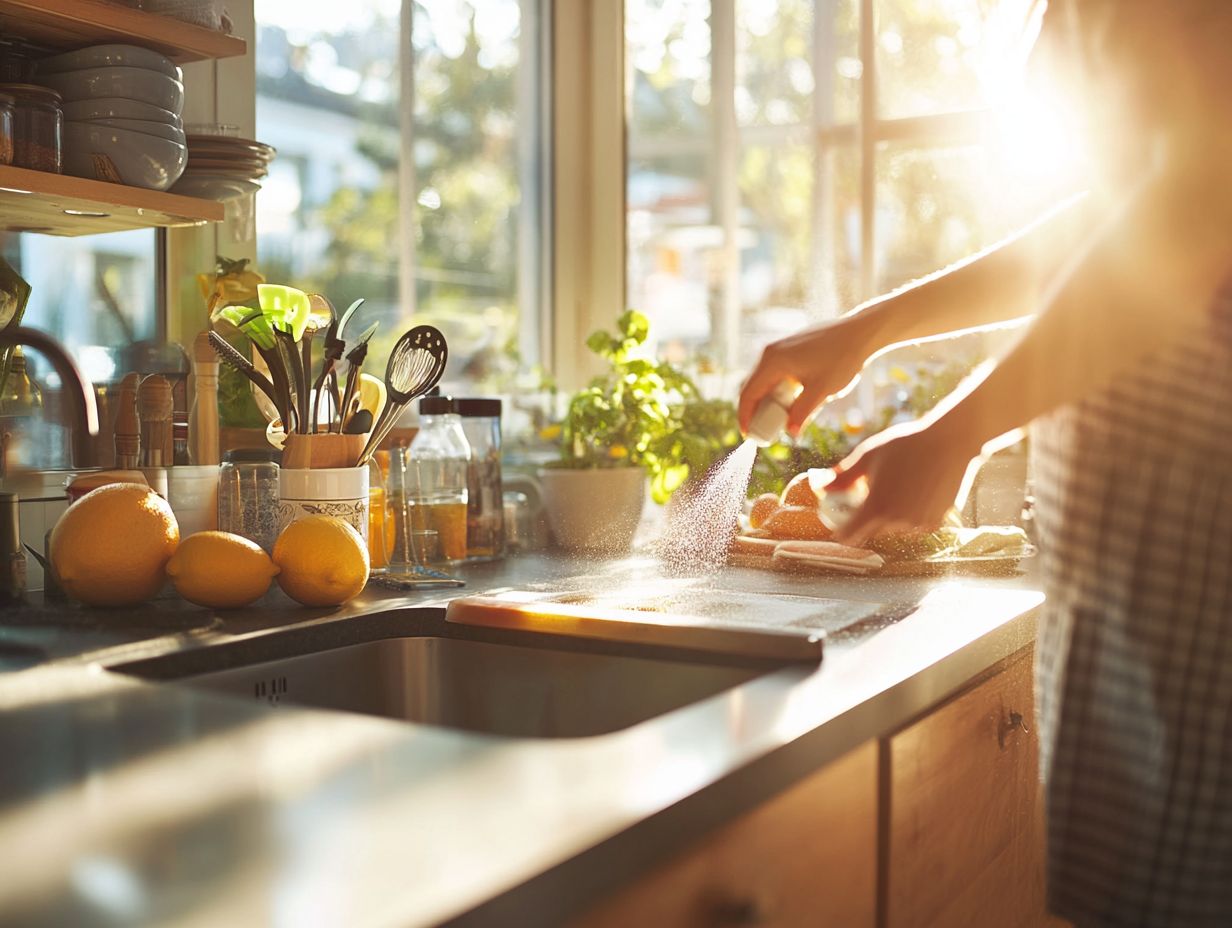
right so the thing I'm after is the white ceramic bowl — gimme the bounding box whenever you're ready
[75,117,186,146]
[62,96,183,126]
[38,44,181,80]
[62,123,188,191]
[39,67,184,115]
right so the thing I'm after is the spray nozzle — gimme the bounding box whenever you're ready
[746,381,803,447]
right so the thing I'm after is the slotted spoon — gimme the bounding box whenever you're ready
[357,325,448,465]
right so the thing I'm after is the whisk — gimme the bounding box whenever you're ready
[356,325,448,465]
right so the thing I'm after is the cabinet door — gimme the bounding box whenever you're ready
[885,649,1046,928]
[573,741,877,928]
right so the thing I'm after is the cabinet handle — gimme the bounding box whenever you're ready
[997,709,1029,748]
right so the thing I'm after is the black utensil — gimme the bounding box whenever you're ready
[343,408,373,435]
[311,315,345,433]
[337,322,378,433]
[358,325,448,465]
[207,332,279,412]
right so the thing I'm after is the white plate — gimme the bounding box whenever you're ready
[38,45,181,80]
[62,96,182,126]
[170,174,261,200]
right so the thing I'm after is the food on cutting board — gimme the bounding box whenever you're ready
[780,472,820,509]
[730,534,779,558]
[773,540,885,575]
[166,531,279,609]
[734,470,1032,575]
[748,493,780,529]
[50,482,180,607]
[762,505,832,541]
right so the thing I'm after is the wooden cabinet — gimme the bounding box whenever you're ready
[572,649,1049,928]
[573,741,878,928]
[0,0,244,236]
[884,649,1047,928]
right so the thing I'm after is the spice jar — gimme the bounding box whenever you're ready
[0,84,62,173]
[457,398,504,561]
[218,448,281,553]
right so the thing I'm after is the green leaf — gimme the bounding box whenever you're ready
[618,309,650,344]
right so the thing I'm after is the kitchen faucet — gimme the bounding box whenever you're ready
[0,327,99,469]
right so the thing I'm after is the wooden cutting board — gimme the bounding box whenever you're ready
[446,587,896,662]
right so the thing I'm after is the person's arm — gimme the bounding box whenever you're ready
[738,195,1093,435]
[830,165,1232,546]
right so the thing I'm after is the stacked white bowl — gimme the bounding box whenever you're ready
[37,45,187,191]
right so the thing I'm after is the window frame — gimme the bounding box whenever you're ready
[615,0,1011,383]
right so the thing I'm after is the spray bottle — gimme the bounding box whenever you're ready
[745,381,803,447]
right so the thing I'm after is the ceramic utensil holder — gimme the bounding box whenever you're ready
[278,466,369,543]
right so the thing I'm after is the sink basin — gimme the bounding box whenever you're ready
[118,635,770,739]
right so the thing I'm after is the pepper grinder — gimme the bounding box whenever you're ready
[0,491,25,604]
[113,372,141,469]
[137,374,173,468]
[189,330,220,465]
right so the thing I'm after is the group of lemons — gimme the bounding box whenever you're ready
[49,483,370,610]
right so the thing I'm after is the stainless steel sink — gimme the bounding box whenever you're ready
[141,636,768,739]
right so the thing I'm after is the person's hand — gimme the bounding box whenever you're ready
[827,417,982,548]
[738,316,875,438]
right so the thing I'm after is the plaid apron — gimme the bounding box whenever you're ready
[1030,284,1232,926]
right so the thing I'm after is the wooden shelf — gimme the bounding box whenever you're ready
[0,0,247,64]
[0,164,224,235]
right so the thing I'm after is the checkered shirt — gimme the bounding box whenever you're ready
[1030,283,1232,927]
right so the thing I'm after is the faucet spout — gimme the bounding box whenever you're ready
[0,326,99,468]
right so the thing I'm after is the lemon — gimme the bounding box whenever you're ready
[357,373,386,420]
[166,532,279,609]
[50,483,179,607]
[273,516,369,607]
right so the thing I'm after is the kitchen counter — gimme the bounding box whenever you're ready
[0,554,1043,927]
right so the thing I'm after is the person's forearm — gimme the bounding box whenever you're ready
[845,194,1092,357]
[928,173,1232,454]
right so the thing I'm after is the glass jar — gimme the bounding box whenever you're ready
[456,397,504,561]
[0,84,62,173]
[407,396,471,563]
[0,94,13,167]
[217,448,281,553]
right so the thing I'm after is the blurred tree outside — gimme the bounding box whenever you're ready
[256,0,526,398]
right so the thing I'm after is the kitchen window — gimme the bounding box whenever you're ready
[254,0,549,400]
[3,230,159,470]
[626,0,1080,410]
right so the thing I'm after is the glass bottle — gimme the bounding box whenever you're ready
[217,448,281,552]
[457,397,504,560]
[407,396,471,563]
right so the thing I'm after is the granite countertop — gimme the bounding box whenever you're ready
[0,554,1043,927]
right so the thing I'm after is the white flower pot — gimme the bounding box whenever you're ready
[538,466,646,553]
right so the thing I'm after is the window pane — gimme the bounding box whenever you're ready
[7,230,157,470]
[875,0,1040,120]
[255,0,544,398]
[737,0,859,128]
[874,140,1057,292]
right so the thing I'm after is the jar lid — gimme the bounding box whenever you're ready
[419,394,459,416]
[455,397,502,418]
[0,83,62,106]
[223,448,282,464]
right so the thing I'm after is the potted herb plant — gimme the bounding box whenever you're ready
[539,310,741,552]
